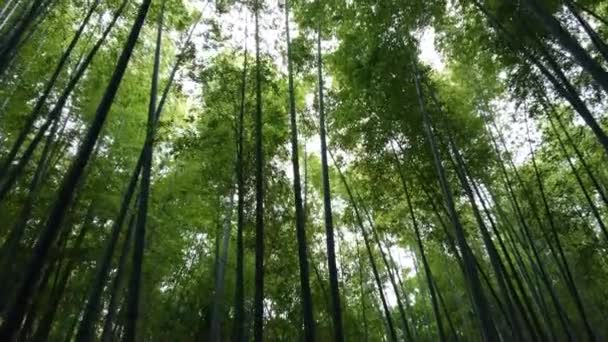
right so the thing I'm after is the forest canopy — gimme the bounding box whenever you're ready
[0,0,607,341]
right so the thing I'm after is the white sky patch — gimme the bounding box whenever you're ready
[418,27,445,72]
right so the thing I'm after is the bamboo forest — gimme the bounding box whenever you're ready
[3,0,608,341]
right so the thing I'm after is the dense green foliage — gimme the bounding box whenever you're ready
[0,0,607,341]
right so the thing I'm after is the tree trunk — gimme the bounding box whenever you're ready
[75,0,195,337]
[462,167,547,340]
[542,96,608,209]
[14,257,59,342]
[524,117,595,340]
[100,211,136,342]
[569,0,608,26]
[0,0,99,181]
[284,2,316,340]
[355,237,369,342]
[392,146,447,342]
[252,0,266,340]
[487,126,574,340]
[30,204,94,342]
[123,2,164,341]
[317,26,344,342]
[0,112,62,280]
[210,193,235,341]
[336,169,397,342]
[447,138,527,340]
[0,0,48,74]
[357,195,414,341]
[545,109,608,238]
[524,0,608,93]
[75,158,140,342]
[566,2,608,61]
[0,0,128,204]
[534,38,608,158]
[471,0,608,157]
[411,62,499,341]
[232,22,248,342]
[0,0,152,338]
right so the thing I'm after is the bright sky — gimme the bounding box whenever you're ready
[419,27,445,72]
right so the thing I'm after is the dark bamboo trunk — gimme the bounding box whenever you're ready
[0,1,152,338]
[316,26,344,342]
[417,180,503,329]
[447,139,527,340]
[0,113,62,280]
[284,1,315,340]
[431,276,459,340]
[0,0,47,74]
[569,0,608,26]
[493,119,584,330]
[463,168,547,340]
[210,193,235,342]
[545,110,608,238]
[417,179,506,324]
[253,0,266,340]
[302,147,334,334]
[355,238,369,342]
[76,154,141,341]
[387,245,418,338]
[30,205,94,342]
[100,211,136,342]
[232,23,248,342]
[74,2,195,338]
[543,97,608,209]
[0,0,128,204]
[357,195,414,341]
[533,38,608,158]
[15,254,61,342]
[496,186,561,339]
[354,194,414,341]
[487,127,574,340]
[493,197,558,339]
[424,80,542,339]
[337,171,397,342]
[524,118,595,340]
[411,62,498,341]
[0,0,99,181]
[523,0,608,93]
[566,2,608,61]
[123,3,164,341]
[471,0,608,157]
